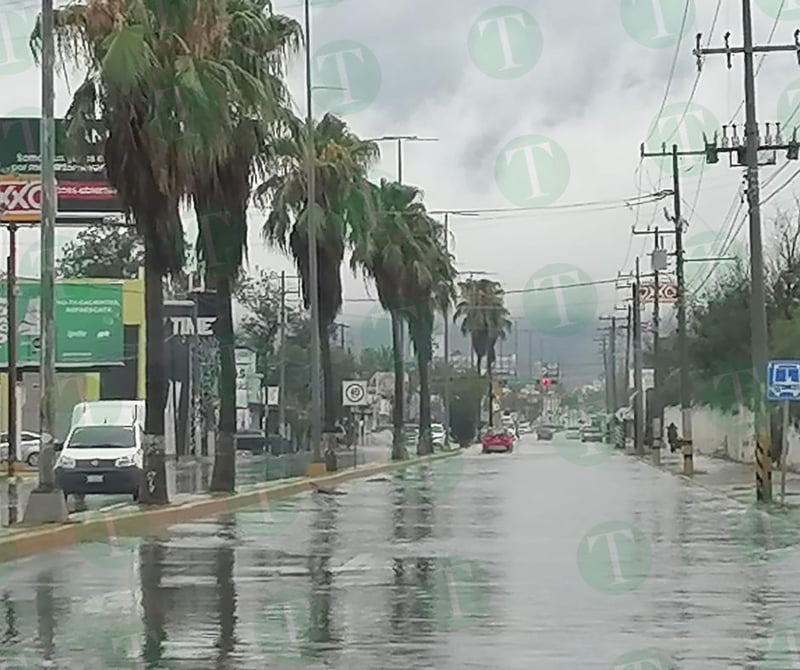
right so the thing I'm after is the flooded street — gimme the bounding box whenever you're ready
[0,435,798,668]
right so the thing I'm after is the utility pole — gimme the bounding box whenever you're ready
[599,315,618,412]
[633,258,644,456]
[595,335,610,414]
[443,212,450,448]
[528,331,533,380]
[651,229,662,465]
[24,0,68,522]
[692,15,800,500]
[278,270,286,438]
[6,223,17,477]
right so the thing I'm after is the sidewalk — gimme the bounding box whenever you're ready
[0,443,392,526]
[644,446,800,505]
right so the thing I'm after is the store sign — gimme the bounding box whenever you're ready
[0,117,123,217]
[235,348,257,409]
[0,281,123,366]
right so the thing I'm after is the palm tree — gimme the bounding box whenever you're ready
[401,215,457,455]
[257,113,378,442]
[454,279,511,427]
[350,179,430,460]
[192,1,301,492]
[38,0,270,503]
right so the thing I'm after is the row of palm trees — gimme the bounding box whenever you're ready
[33,0,457,502]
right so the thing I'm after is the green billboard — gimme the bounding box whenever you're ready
[0,282,123,366]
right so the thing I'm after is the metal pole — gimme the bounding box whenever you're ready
[304,0,323,464]
[741,0,771,501]
[652,229,662,465]
[528,332,533,380]
[7,224,17,477]
[601,337,610,413]
[278,271,286,438]
[634,257,644,456]
[38,0,57,491]
[443,212,450,449]
[609,317,617,412]
[781,400,789,503]
[673,145,693,475]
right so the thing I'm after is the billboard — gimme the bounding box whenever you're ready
[0,117,123,217]
[0,281,123,366]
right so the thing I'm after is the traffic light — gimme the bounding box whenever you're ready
[540,378,551,388]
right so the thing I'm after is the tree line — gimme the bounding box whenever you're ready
[35,0,517,504]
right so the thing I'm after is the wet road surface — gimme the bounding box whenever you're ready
[0,434,798,667]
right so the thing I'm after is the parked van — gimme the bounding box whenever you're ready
[55,401,145,501]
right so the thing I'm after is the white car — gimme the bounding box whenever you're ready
[0,431,41,467]
[518,421,531,434]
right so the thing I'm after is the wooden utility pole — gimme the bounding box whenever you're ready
[6,223,17,477]
[599,315,618,412]
[693,10,800,499]
[633,258,644,456]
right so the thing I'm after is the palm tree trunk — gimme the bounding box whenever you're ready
[390,311,405,460]
[417,346,432,456]
[320,318,335,431]
[141,240,169,504]
[210,275,236,492]
[487,354,494,428]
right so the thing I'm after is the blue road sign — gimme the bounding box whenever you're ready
[767,360,800,401]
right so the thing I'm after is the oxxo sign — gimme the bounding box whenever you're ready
[0,176,41,222]
[170,316,215,336]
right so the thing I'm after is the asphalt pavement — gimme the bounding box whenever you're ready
[0,433,799,667]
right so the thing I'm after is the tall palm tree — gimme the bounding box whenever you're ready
[192,1,301,492]
[350,179,430,460]
[257,113,378,441]
[37,0,259,503]
[401,215,457,455]
[454,279,511,427]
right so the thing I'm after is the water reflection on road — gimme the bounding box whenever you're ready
[3,436,800,667]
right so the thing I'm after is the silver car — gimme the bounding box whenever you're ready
[0,431,41,467]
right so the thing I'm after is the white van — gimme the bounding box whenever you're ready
[55,401,145,501]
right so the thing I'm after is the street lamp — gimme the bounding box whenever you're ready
[365,135,438,184]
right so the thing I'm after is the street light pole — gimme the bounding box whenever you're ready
[24,0,67,522]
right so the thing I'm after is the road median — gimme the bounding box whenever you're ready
[0,449,461,564]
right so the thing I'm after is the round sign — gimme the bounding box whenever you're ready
[344,382,365,404]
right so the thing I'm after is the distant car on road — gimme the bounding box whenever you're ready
[482,428,514,453]
[535,426,554,441]
[581,425,603,443]
[566,426,581,440]
[518,421,532,434]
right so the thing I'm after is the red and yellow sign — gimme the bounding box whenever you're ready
[0,175,41,223]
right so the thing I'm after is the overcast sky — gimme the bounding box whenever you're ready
[2,0,800,380]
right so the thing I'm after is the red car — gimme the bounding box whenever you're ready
[481,428,514,454]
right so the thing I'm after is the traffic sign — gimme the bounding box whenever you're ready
[342,380,368,406]
[267,386,279,406]
[767,360,800,401]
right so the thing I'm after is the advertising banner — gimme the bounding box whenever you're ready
[0,117,123,217]
[0,281,123,366]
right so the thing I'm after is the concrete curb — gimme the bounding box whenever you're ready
[0,450,461,564]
